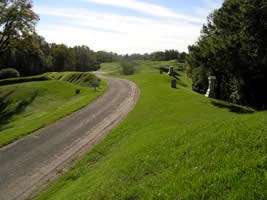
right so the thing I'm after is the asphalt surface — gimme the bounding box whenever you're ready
[0,76,140,200]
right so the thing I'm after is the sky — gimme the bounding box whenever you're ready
[33,0,223,54]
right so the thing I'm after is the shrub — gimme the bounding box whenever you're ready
[191,67,208,94]
[121,62,135,75]
[0,68,20,80]
[75,89,81,94]
[0,74,50,86]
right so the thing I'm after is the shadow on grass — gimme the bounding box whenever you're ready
[0,90,38,130]
[156,67,181,80]
[211,101,255,114]
[176,80,188,87]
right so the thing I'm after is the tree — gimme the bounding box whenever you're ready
[186,0,267,109]
[50,44,74,72]
[0,0,39,54]
[74,46,99,71]
[96,51,113,64]
[121,61,136,75]
[0,34,47,75]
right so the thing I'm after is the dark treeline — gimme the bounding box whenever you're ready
[0,34,115,76]
[122,50,187,62]
[0,35,186,76]
[0,0,186,77]
[186,0,267,110]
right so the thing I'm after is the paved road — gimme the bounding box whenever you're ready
[0,77,140,200]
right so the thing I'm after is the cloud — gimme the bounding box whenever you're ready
[203,0,222,9]
[195,0,223,17]
[35,6,201,54]
[39,24,193,54]
[82,0,203,23]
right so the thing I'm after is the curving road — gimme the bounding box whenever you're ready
[0,76,140,200]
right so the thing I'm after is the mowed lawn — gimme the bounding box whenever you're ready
[100,60,184,75]
[36,72,267,199]
[0,73,107,147]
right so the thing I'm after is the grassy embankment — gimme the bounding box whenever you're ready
[100,60,184,75]
[36,60,267,199]
[0,72,107,147]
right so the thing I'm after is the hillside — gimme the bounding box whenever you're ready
[0,72,107,147]
[36,61,267,199]
[100,60,184,75]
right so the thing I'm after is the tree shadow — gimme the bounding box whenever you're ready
[0,90,38,129]
[211,101,255,114]
[157,67,181,79]
[176,79,188,87]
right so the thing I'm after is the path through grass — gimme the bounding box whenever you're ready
[36,71,267,199]
[0,72,107,147]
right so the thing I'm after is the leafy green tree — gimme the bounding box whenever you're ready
[121,61,136,75]
[96,51,113,64]
[0,67,19,79]
[49,44,75,72]
[0,34,47,75]
[187,0,267,109]
[73,46,99,71]
[0,0,39,54]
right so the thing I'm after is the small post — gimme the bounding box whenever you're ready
[205,76,216,98]
[75,89,80,94]
[160,69,163,74]
[91,83,100,92]
[171,79,177,88]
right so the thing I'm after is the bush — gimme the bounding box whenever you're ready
[121,62,136,75]
[0,68,20,80]
[191,67,208,94]
[0,74,50,86]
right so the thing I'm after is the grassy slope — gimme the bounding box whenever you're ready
[0,72,107,147]
[100,60,184,75]
[36,63,267,199]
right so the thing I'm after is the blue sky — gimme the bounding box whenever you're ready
[33,0,223,54]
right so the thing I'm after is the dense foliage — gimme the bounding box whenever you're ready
[0,35,106,76]
[121,62,136,75]
[0,34,186,77]
[122,50,187,62]
[0,68,20,79]
[187,0,267,109]
[0,0,39,54]
[0,0,186,79]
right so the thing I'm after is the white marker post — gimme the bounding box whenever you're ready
[205,76,216,98]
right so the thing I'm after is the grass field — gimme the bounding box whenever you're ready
[0,72,107,147]
[100,60,185,75]
[36,62,267,199]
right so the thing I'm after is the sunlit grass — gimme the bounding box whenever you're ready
[0,72,107,147]
[36,64,267,199]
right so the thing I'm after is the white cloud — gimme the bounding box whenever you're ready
[203,0,222,9]
[39,24,192,54]
[82,0,203,23]
[35,6,201,54]
[195,0,223,18]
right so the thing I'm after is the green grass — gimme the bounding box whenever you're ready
[100,60,185,75]
[36,63,267,199]
[0,72,107,147]
[0,73,50,86]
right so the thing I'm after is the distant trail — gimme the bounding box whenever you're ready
[0,76,140,200]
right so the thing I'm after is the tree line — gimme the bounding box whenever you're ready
[121,50,186,62]
[0,34,186,77]
[0,0,186,77]
[0,35,186,77]
[186,0,267,109]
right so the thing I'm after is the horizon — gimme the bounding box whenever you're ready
[34,0,223,54]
